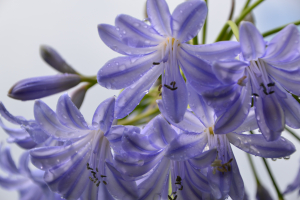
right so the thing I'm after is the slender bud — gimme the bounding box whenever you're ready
[8,74,81,100]
[70,84,88,109]
[256,184,273,200]
[40,45,77,74]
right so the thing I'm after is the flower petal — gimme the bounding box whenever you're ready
[228,149,244,200]
[214,78,252,135]
[266,56,300,71]
[254,86,285,141]
[165,132,208,161]
[92,97,115,135]
[147,0,172,36]
[138,157,170,200]
[264,24,300,62]
[0,118,29,140]
[187,82,214,127]
[189,148,217,169]
[267,64,300,96]
[227,132,296,158]
[239,22,265,61]
[0,146,19,174]
[115,65,161,119]
[212,60,248,85]
[97,53,160,90]
[283,162,300,195]
[172,0,207,43]
[157,100,205,133]
[233,107,258,133]
[98,24,157,56]
[207,165,231,199]
[181,41,241,63]
[34,100,89,140]
[161,61,188,123]
[178,48,221,92]
[115,14,163,47]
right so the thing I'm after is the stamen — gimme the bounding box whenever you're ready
[174,195,177,200]
[269,91,275,94]
[237,76,247,86]
[103,181,107,185]
[209,127,214,135]
[168,195,172,200]
[158,84,162,92]
[260,83,268,95]
[153,62,160,65]
[252,93,259,97]
[267,82,275,87]
[164,82,178,91]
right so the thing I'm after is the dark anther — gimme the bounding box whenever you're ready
[91,171,96,174]
[269,91,275,94]
[168,195,173,200]
[96,181,100,187]
[252,93,259,97]
[174,195,178,200]
[164,81,178,91]
[96,168,99,172]
[103,181,107,185]
[159,92,162,96]
[175,182,181,185]
[86,163,93,170]
[267,82,275,87]
[172,192,177,195]
[228,165,231,172]
[89,177,94,182]
[260,83,268,95]
[178,185,183,191]
[158,84,162,92]
[93,174,97,179]
[101,175,106,178]
[176,176,182,182]
[228,158,233,163]
[153,62,160,65]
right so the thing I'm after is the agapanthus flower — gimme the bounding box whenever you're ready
[203,22,300,141]
[283,159,300,196]
[0,145,61,200]
[97,0,240,122]
[0,102,51,148]
[29,94,138,200]
[158,83,296,199]
[110,114,218,199]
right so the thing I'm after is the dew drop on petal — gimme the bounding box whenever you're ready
[271,158,277,161]
[284,156,290,160]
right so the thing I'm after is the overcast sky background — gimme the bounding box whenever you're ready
[0,0,300,199]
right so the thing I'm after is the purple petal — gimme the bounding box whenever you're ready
[161,61,188,123]
[214,78,252,135]
[175,172,203,199]
[239,21,265,61]
[212,60,248,85]
[34,100,89,140]
[172,0,207,42]
[267,56,300,71]
[8,137,37,149]
[187,82,214,127]
[97,53,160,90]
[0,146,19,174]
[165,132,208,161]
[228,149,244,200]
[181,41,241,63]
[21,121,49,144]
[227,132,296,158]
[0,118,29,140]
[267,64,300,96]
[178,48,221,92]
[254,87,285,141]
[8,74,81,101]
[0,176,30,190]
[115,65,161,119]
[147,0,172,36]
[92,96,115,135]
[264,24,300,62]
[157,100,205,133]
[70,84,88,109]
[283,162,300,195]
[256,184,274,200]
[189,148,217,169]
[40,45,77,74]
[138,157,170,199]
[146,115,178,148]
[115,14,163,47]
[98,24,158,56]
[0,102,27,125]
[279,93,300,129]
[233,107,258,133]
[104,163,139,200]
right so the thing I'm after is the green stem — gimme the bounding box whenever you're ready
[228,0,235,21]
[118,107,159,125]
[242,0,251,11]
[262,20,300,37]
[85,82,97,90]
[80,75,97,84]
[246,153,260,185]
[202,0,208,44]
[285,127,300,142]
[193,35,199,45]
[262,158,284,200]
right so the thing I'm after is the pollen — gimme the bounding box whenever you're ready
[209,127,214,135]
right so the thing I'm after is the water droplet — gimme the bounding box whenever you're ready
[284,156,290,160]
[133,23,140,27]
[119,65,126,71]
[271,158,277,161]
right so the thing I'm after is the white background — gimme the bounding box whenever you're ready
[0,0,300,199]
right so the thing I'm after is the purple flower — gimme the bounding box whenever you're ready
[0,102,50,148]
[8,74,81,100]
[97,0,240,122]
[110,114,218,199]
[283,159,300,196]
[29,94,138,200]
[158,83,296,200]
[204,22,300,141]
[0,145,61,200]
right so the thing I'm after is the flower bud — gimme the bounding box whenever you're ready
[40,45,77,74]
[70,84,88,109]
[8,74,81,100]
[256,184,273,200]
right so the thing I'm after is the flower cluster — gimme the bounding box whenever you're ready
[1,0,300,200]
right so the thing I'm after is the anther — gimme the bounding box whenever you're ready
[267,82,275,87]
[178,185,183,191]
[164,82,178,91]
[96,181,100,187]
[153,62,160,65]
[260,83,268,95]
[237,76,247,86]
[168,195,172,200]
[269,91,275,94]
[103,181,107,185]
[96,168,99,172]
[158,84,162,92]
[252,93,259,97]
[176,176,182,182]
[101,175,106,178]
[174,195,177,200]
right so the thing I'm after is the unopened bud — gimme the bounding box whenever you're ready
[256,184,273,200]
